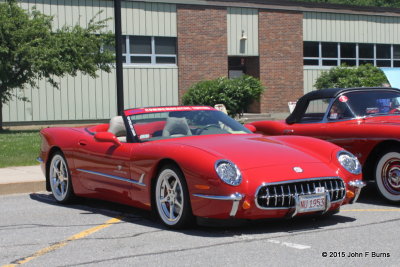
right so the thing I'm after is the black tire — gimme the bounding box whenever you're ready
[48,152,75,203]
[153,164,194,229]
[374,148,400,203]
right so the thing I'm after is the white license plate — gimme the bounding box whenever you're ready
[298,193,326,213]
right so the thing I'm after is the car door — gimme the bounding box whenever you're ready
[74,134,135,202]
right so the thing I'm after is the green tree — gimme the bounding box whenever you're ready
[182,75,264,117]
[314,64,388,89]
[0,0,114,130]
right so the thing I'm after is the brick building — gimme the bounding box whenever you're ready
[3,0,400,124]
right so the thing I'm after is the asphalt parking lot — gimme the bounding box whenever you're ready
[0,183,399,267]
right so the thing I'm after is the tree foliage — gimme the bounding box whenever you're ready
[0,0,114,130]
[289,0,400,8]
[314,64,388,89]
[182,75,265,118]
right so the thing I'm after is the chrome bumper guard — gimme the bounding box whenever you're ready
[349,180,366,204]
[193,193,244,217]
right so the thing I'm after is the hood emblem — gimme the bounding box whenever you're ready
[293,167,303,173]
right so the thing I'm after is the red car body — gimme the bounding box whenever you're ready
[251,87,400,202]
[39,106,364,228]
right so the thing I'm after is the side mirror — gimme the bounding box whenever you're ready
[244,124,256,133]
[94,132,121,146]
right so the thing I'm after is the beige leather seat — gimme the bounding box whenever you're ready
[108,116,127,142]
[162,117,192,137]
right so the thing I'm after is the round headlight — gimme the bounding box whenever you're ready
[337,151,361,175]
[215,160,242,186]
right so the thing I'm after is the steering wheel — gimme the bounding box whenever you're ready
[198,124,220,133]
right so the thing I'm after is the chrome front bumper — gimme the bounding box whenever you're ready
[193,193,243,216]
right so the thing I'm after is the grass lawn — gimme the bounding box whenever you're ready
[0,130,41,168]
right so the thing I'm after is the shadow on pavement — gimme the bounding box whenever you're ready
[30,192,357,238]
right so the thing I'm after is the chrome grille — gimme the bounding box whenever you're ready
[256,177,346,209]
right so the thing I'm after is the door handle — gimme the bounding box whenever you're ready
[283,129,294,134]
[78,140,87,146]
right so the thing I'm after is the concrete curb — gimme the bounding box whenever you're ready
[0,165,46,195]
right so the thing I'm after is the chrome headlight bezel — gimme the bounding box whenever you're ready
[215,160,242,186]
[337,150,361,175]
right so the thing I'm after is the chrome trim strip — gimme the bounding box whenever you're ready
[193,193,243,217]
[36,157,44,163]
[255,177,346,211]
[77,168,146,187]
[349,180,366,204]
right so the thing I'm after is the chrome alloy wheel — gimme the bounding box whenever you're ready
[376,151,400,202]
[155,168,185,226]
[49,153,70,202]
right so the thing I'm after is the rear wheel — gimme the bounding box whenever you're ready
[375,149,400,202]
[49,152,75,203]
[154,165,194,229]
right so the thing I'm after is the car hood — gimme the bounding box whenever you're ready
[167,134,332,170]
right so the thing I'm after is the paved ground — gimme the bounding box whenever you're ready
[0,186,398,267]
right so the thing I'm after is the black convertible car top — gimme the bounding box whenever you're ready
[286,87,400,124]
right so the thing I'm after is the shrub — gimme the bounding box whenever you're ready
[182,75,264,117]
[314,64,388,89]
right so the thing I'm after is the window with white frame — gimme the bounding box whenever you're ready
[122,35,177,65]
[304,41,400,68]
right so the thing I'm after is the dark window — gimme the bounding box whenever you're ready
[322,60,338,66]
[322,43,337,58]
[304,59,319,65]
[131,56,152,64]
[304,42,319,57]
[341,43,356,58]
[376,44,391,59]
[394,60,400,67]
[156,57,176,64]
[155,37,176,54]
[341,60,356,66]
[359,44,374,58]
[130,36,152,54]
[394,45,400,59]
[359,59,374,65]
[376,60,391,67]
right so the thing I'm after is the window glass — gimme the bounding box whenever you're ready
[131,56,152,64]
[130,36,151,54]
[156,57,176,64]
[304,42,319,57]
[359,59,374,65]
[341,43,356,58]
[359,44,374,58]
[394,60,400,67]
[304,59,319,66]
[340,60,356,66]
[376,60,391,67]
[394,45,400,59]
[155,37,176,54]
[322,60,338,66]
[322,43,337,58]
[376,44,391,59]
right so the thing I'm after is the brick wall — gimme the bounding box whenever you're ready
[259,11,304,113]
[177,5,228,101]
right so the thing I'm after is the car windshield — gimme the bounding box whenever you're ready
[332,90,400,118]
[127,108,251,142]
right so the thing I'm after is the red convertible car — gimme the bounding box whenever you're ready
[38,106,364,228]
[251,87,400,203]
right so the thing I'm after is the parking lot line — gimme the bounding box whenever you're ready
[2,216,123,267]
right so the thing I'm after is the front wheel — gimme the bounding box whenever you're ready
[375,150,400,202]
[154,165,194,229]
[49,152,75,203]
